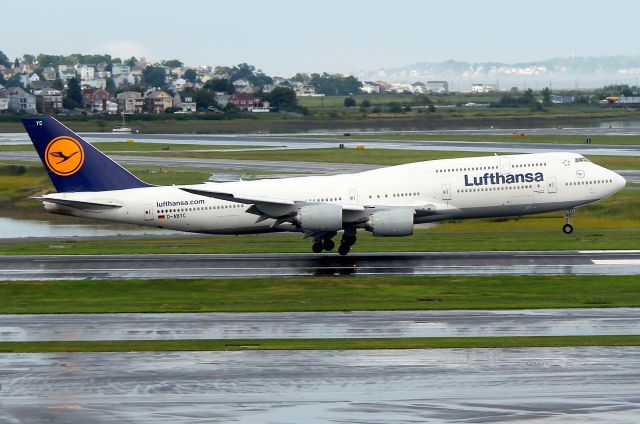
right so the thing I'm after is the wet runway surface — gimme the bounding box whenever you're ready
[2,347,639,423]
[2,308,640,341]
[1,250,639,280]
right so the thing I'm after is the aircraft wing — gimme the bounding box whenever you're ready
[33,196,123,210]
[181,187,365,220]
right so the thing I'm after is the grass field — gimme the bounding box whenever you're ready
[0,275,638,314]
[0,141,267,152]
[2,335,640,353]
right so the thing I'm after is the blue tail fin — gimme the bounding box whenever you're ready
[22,117,151,192]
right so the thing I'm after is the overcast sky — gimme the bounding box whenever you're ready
[3,0,639,76]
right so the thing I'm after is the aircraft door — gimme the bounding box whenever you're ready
[548,177,557,194]
[348,189,358,204]
[500,157,510,174]
[442,184,451,200]
[144,204,154,221]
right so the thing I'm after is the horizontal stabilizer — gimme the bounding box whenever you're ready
[33,196,123,210]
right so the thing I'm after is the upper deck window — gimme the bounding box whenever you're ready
[575,157,590,163]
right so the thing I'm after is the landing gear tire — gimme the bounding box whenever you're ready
[563,208,576,235]
[312,241,323,253]
[562,224,574,234]
[342,234,357,246]
[323,239,335,251]
[338,243,351,256]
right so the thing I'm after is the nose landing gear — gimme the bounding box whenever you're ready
[562,208,575,234]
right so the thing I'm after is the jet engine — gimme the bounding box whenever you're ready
[295,204,343,232]
[367,209,414,236]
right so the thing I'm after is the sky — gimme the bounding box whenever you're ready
[3,0,640,76]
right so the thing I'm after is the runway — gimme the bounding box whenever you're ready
[2,347,640,423]
[2,308,639,341]
[1,250,639,280]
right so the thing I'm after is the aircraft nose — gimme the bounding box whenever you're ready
[612,171,626,191]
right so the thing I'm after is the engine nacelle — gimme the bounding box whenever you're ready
[368,209,414,237]
[295,204,343,232]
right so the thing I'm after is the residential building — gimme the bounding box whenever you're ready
[550,95,575,104]
[35,89,63,114]
[86,78,107,90]
[116,91,144,113]
[20,73,40,88]
[229,92,258,110]
[144,90,173,113]
[426,81,449,93]
[361,81,381,94]
[1,87,37,113]
[83,88,113,112]
[178,93,197,113]
[105,100,118,114]
[58,65,77,82]
[42,67,58,81]
[112,64,130,76]
[0,94,9,112]
[232,79,255,93]
[170,77,187,92]
[77,65,95,82]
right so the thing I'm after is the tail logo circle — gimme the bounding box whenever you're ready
[44,136,85,176]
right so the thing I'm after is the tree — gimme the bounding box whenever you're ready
[290,73,310,83]
[204,78,234,94]
[105,77,116,93]
[194,88,215,109]
[388,102,403,113]
[183,69,197,84]
[541,87,552,106]
[263,86,298,111]
[344,97,356,107]
[65,77,83,109]
[125,56,138,67]
[162,59,183,68]
[22,54,35,65]
[361,99,371,108]
[142,66,167,88]
[51,79,64,90]
[309,72,362,95]
[0,50,10,67]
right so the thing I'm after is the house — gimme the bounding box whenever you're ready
[228,92,258,110]
[170,77,187,92]
[77,65,95,82]
[34,89,63,114]
[1,87,37,113]
[20,73,40,88]
[42,67,58,81]
[144,90,173,113]
[426,81,449,93]
[116,91,144,114]
[0,94,9,113]
[83,88,113,112]
[411,81,426,94]
[86,78,107,90]
[105,100,118,114]
[232,79,255,94]
[178,93,197,113]
[58,64,77,82]
[361,81,381,94]
[112,64,130,76]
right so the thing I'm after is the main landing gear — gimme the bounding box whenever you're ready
[311,233,357,255]
[562,208,575,234]
[338,234,357,256]
[312,236,336,253]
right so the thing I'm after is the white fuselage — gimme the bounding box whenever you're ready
[42,152,626,235]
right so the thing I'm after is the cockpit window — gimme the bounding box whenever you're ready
[575,157,590,163]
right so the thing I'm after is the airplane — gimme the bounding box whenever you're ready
[23,117,626,255]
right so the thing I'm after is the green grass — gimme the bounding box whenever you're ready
[0,275,638,314]
[2,335,640,353]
